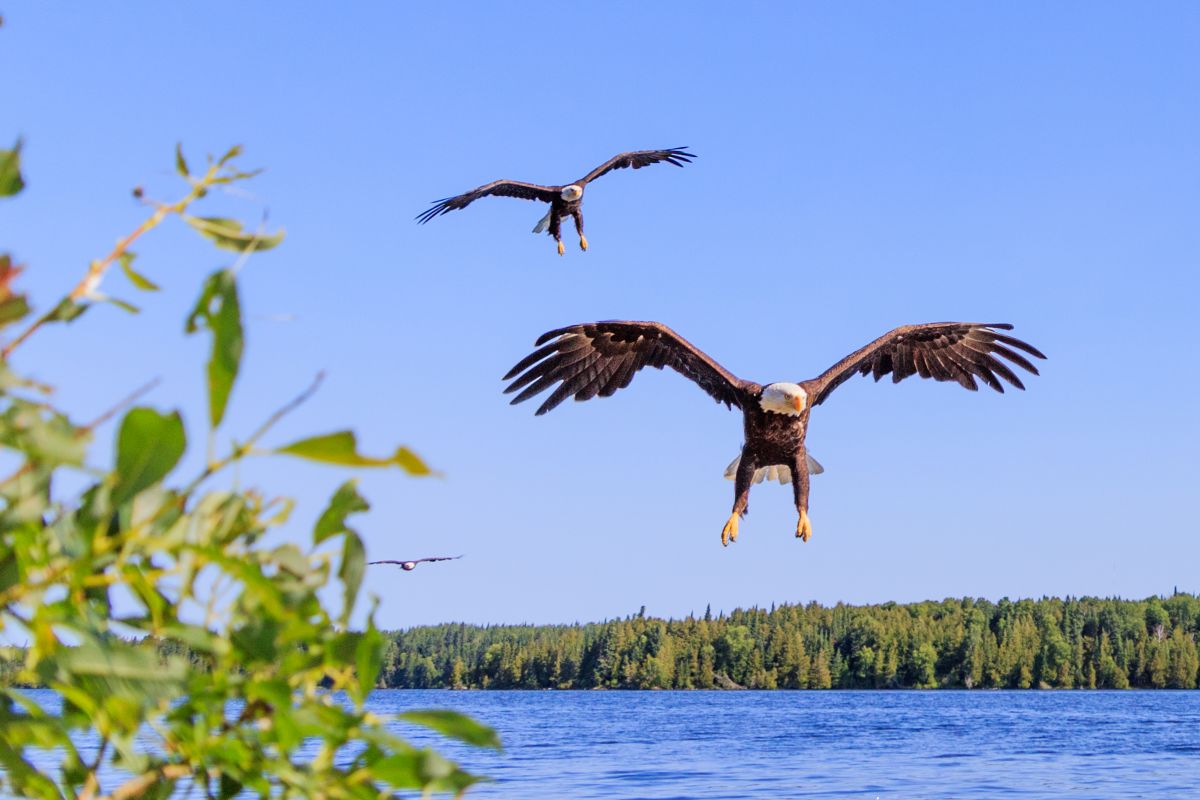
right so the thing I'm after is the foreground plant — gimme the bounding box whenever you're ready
[0,140,497,798]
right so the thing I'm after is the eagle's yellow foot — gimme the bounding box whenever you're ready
[721,513,740,547]
[579,234,588,251]
[556,240,565,256]
[796,510,812,543]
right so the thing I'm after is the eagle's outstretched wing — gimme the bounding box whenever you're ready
[368,555,463,566]
[805,322,1046,406]
[576,148,696,185]
[416,180,559,224]
[504,321,748,416]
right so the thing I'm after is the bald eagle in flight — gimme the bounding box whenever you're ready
[416,148,695,255]
[368,555,462,571]
[504,322,1045,546]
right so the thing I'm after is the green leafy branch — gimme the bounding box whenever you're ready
[1,145,282,360]
[0,144,493,800]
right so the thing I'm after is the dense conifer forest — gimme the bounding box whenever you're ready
[380,594,1200,690]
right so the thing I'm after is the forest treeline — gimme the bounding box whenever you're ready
[380,594,1200,690]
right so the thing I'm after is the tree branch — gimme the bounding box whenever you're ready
[2,162,222,360]
[101,763,191,800]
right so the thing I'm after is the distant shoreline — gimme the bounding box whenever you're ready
[378,594,1200,691]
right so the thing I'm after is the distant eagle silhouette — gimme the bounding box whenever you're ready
[416,148,695,255]
[368,555,463,571]
[504,321,1045,546]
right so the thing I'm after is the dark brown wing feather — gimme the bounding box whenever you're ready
[415,180,559,224]
[503,321,747,416]
[577,148,696,185]
[805,323,1046,406]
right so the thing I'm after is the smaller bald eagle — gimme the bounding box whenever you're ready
[504,321,1045,546]
[368,555,463,571]
[416,148,695,255]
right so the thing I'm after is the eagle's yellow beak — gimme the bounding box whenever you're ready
[792,395,804,412]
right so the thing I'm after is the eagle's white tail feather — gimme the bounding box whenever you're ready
[532,209,552,234]
[723,454,824,484]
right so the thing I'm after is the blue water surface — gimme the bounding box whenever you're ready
[384,690,1200,799]
[8,690,1200,798]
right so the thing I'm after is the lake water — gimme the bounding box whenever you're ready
[9,690,1200,798]
[388,690,1200,799]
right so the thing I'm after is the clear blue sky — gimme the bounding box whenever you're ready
[2,3,1198,628]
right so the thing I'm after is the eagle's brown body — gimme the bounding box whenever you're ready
[545,195,585,245]
[736,390,812,521]
[504,320,1045,546]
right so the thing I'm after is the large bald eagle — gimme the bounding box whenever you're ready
[504,321,1045,546]
[416,148,695,255]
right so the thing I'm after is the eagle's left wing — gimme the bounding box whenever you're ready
[416,180,559,224]
[504,321,748,416]
[805,322,1045,406]
[576,148,695,185]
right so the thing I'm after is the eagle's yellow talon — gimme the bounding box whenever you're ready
[796,511,812,543]
[556,240,565,256]
[721,513,740,547]
[579,234,588,251]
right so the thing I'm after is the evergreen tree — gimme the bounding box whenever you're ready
[370,595,1199,690]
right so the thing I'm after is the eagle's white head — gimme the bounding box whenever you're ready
[560,184,583,202]
[760,382,808,416]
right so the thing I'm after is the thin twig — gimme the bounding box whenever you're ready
[243,370,326,449]
[77,739,111,800]
[101,763,191,800]
[182,371,325,495]
[80,377,162,433]
[1,163,221,360]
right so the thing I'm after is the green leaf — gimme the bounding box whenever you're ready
[183,215,284,253]
[174,143,190,177]
[216,144,243,166]
[0,295,29,327]
[58,641,185,685]
[230,617,282,663]
[0,551,20,596]
[185,269,243,428]
[103,295,140,314]
[370,752,423,789]
[355,624,384,699]
[275,431,434,475]
[119,252,160,291]
[0,140,24,198]
[0,400,88,466]
[112,407,186,505]
[314,481,369,544]
[270,543,309,576]
[398,710,502,751]
[45,297,89,323]
[0,254,28,328]
[340,531,365,626]
[0,253,27,326]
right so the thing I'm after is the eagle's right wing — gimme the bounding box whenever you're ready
[805,322,1046,406]
[576,148,696,185]
[416,180,559,223]
[504,321,749,415]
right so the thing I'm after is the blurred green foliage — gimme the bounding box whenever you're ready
[0,144,497,798]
